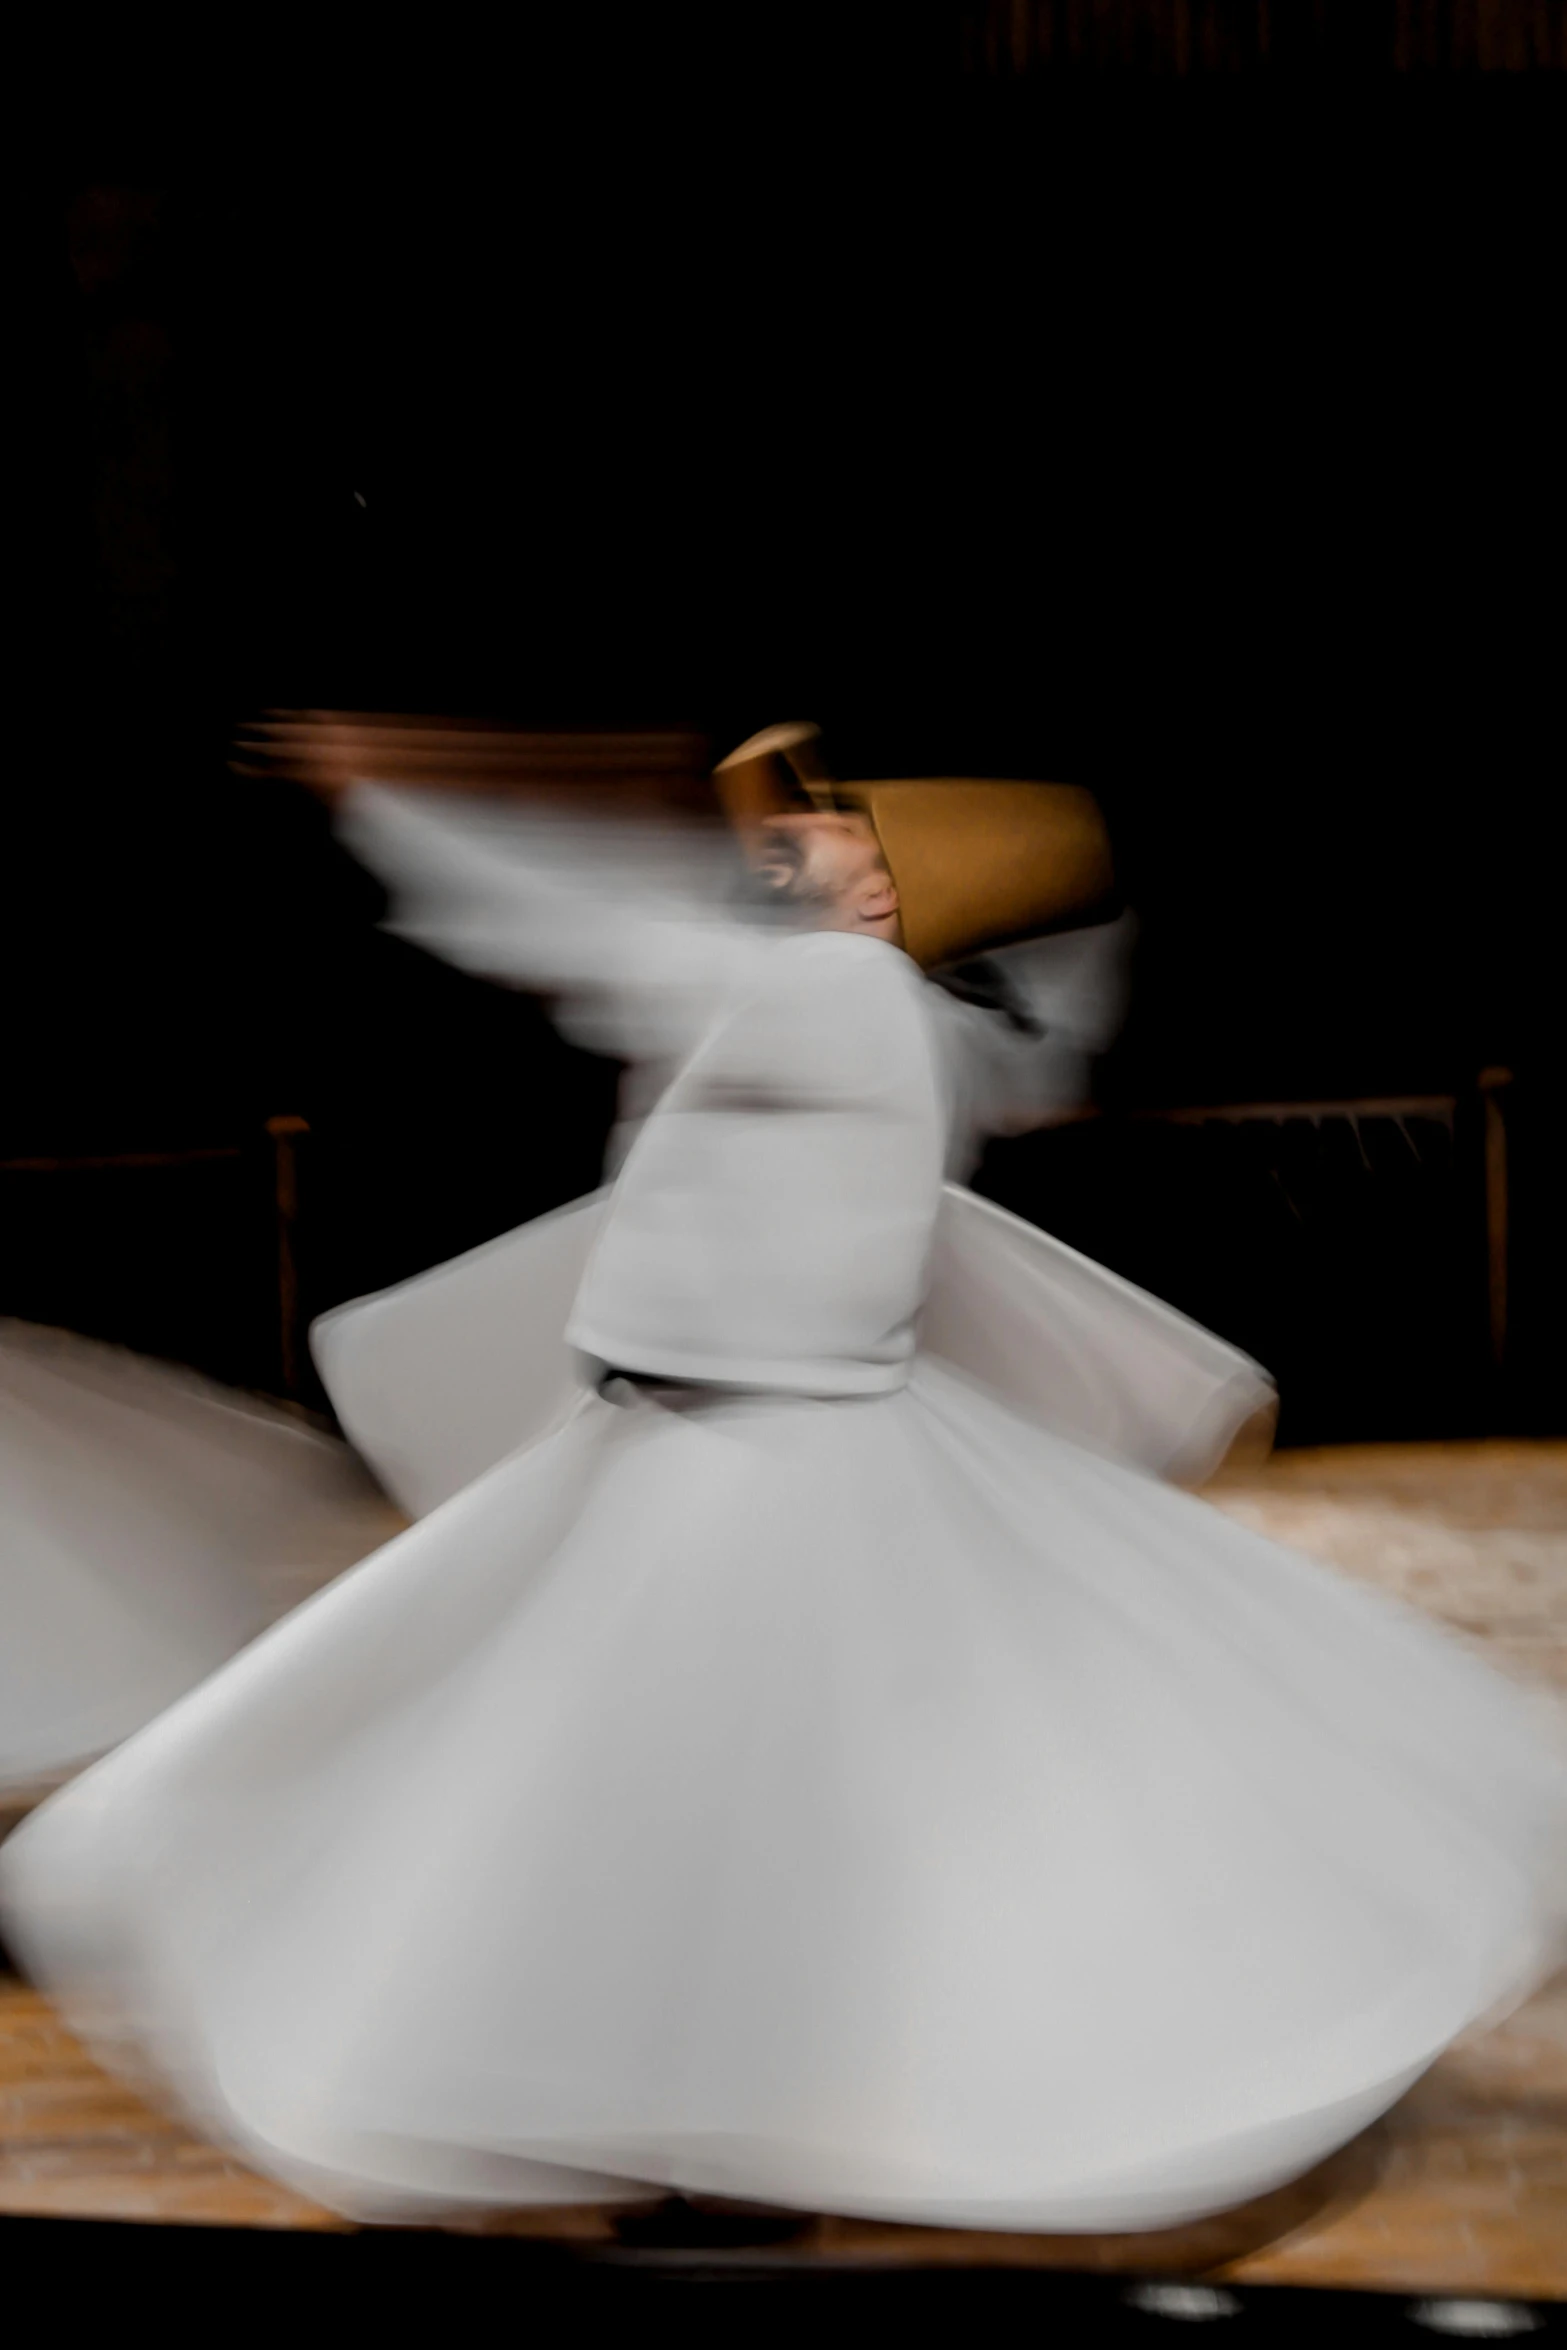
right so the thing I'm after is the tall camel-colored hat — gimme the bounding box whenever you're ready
[713,723,1117,971]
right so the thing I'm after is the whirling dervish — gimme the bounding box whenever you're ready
[0,719,1128,1790]
[2,722,1562,2234]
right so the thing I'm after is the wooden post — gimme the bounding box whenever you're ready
[266,1116,309,1400]
[1479,1069,1513,1383]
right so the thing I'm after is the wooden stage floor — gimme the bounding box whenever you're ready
[3,1440,1564,2298]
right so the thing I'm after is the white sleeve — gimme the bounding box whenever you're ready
[333,785,768,1075]
[935,913,1137,1172]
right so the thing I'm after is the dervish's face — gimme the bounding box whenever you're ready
[750,811,898,933]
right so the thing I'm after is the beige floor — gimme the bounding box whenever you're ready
[3,1442,1564,2295]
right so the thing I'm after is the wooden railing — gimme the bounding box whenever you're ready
[0,1116,313,1405]
[1155,1073,1513,1374]
[1030,1067,1515,1379]
[958,0,1567,73]
[1,1071,1522,1416]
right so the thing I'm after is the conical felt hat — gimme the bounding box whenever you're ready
[713,725,1116,969]
[841,776,1115,970]
[712,722,836,826]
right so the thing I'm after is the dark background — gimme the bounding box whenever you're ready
[9,10,1563,1441]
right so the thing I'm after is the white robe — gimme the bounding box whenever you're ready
[3,914,1563,2234]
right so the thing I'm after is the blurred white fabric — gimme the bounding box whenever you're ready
[332,786,768,1148]
[314,1182,1273,1522]
[4,882,1564,2231]
[3,1364,1562,2227]
[333,784,1135,1173]
[0,1324,375,1790]
[931,915,1137,1175]
[0,788,1128,1798]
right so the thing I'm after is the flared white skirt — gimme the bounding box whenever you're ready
[4,1359,1562,2229]
[0,1322,372,1789]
